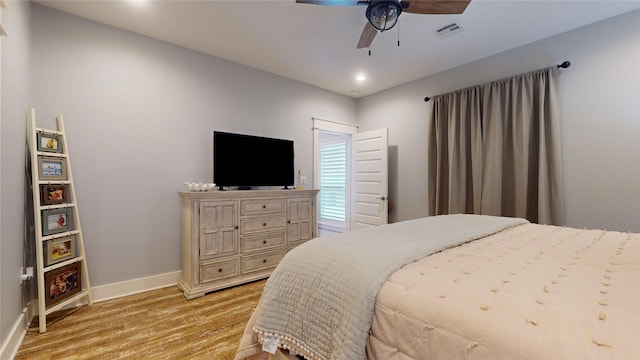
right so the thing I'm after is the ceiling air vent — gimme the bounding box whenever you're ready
[433,22,464,39]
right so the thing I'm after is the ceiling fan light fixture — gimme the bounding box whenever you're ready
[366,1,402,31]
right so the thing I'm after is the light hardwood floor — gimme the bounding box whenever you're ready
[15,279,266,360]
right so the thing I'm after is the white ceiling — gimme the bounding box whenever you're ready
[33,0,640,98]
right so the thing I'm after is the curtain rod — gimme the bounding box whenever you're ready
[423,61,571,102]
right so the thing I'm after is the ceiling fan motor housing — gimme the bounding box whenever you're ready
[366,0,403,31]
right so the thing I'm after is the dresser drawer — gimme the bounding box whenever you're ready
[241,232,286,253]
[241,250,285,274]
[200,258,239,283]
[240,216,285,235]
[240,199,285,216]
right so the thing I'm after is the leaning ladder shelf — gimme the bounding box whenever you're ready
[27,108,92,333]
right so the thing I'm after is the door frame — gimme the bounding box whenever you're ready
[312,117,358,235]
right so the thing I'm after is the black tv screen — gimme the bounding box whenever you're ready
[213,131,294,188]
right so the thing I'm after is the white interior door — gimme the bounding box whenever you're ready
[351,128,388,229]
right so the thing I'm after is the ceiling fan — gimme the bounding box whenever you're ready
[296,0,472,48]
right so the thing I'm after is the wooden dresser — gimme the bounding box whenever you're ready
[178,189,319,299]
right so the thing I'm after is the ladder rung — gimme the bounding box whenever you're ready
[35,127,64,136]
[39,203,77,211]
[40,230,81,242]
[37,180,72,185]
[37,152,68,158]
[43,256,84,273]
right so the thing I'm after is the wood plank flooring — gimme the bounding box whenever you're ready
[15,279,266,360]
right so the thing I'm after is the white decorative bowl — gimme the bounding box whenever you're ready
[184,182,216,191]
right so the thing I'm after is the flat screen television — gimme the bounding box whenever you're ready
[213,131,294,189]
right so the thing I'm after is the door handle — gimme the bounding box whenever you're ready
[379,196,386,201]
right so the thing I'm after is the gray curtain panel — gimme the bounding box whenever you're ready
[428,66,564,225]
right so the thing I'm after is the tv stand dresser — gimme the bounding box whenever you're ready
[178,189,319,299]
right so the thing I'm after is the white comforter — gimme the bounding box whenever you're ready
[367,223,640,359]
[242,215,528,360]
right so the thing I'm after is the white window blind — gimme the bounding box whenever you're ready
[319,141,347,222]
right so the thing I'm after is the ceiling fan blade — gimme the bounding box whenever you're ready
[357,22,377,49]
[296,0,362,6]
[402,0,471,15]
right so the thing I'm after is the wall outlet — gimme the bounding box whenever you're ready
[20,266,34,283]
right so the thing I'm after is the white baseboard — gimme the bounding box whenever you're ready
[91,270,181,303]
[0,312,26,360]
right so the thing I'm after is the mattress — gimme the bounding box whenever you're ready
[236,219,640,360]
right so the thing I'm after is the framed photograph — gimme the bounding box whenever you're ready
[41,208,74,236]
[36,132,63,153]
[37,157,68,181]
[40,184,70,205]
[44,262,81,307]
[45,235,76,266]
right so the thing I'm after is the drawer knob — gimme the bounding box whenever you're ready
[287,220,291,224]
[235,225,239,229]
[262,259,267,263]
[263,223,267,227]
[218,268,223,272]
[262,205,266,209]
[262,240,267,244]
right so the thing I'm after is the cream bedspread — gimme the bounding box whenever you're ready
[367,223,640,359]
[236,219,640,360]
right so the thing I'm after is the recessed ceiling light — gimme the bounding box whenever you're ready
[355,74,366,82]
[128,0,149,8]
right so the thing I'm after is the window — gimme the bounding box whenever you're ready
[319,134,348,224]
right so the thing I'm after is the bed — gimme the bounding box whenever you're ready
[235,214,640,360]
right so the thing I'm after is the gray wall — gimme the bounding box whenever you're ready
[358,10,640,233]
[1,0,32,351]
[29,4,357,287]
[1,3,356,352]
